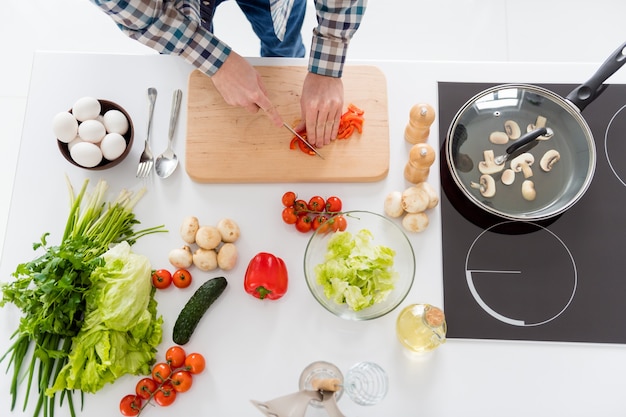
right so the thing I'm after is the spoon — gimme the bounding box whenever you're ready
[155,89,183,178]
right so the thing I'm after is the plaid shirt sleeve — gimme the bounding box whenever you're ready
[309,0,367,78]
[89,0,231,76]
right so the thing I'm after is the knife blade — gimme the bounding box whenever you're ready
[282,123,325,159]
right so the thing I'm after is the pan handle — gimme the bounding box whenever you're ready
[565,42,626,112]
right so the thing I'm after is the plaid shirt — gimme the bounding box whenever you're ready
[90,0,366,77]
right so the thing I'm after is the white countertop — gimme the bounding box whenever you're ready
[2,52,626,416]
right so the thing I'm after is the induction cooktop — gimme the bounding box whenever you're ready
[438,81,626,344]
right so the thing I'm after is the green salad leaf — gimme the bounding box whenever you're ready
[47,242,162,395]
[314,229,397,311]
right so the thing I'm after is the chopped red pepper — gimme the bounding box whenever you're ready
[244,252,288,300]
[288,103,365,155]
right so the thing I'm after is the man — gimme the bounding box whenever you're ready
[89,0,367,147]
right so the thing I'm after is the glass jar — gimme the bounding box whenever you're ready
[396,303,447,353]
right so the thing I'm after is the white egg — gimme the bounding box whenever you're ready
[72,97,101,121]
[100,133,127,160]
[70,141,103,168]
[103,110,129,135]
[67,135,84,151]
[53,112,78,143]
[78,119,106,143]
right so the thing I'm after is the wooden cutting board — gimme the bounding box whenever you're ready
[185,66,389,183]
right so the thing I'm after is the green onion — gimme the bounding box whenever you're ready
[1,176,166,417]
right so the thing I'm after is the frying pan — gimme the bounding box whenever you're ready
[445,41,626,221]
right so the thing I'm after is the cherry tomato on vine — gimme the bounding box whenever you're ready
[120,394,142,416]
[135,377,158,400]
[312,215,328,231]
[332,215,348,232]
[282,207,298,224]
[165,346,187,368]
[170,370,194,393]
[325,196,343,213]
[154,384,177,407]
[295,215,313,233]
[152,269,172,289]
[281,191,297,207]
[152,362,172,384]
[293,199,308,214]
[184,353,206,374]
[308,196,325,212]
[172,269,192,288]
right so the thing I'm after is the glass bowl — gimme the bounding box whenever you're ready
[304,211,415,320]
[57,99,134,170]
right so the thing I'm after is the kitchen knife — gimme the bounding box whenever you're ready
[282,123,325,159]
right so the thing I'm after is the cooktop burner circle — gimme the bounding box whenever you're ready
[604,104,626,188]
[465,222,577,327]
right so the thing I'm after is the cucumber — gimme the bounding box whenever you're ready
[173,276,227,345]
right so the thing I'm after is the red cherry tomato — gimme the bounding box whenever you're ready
[325,196,343,213]
[184,353,206,374]
[135,377,158,400]
[152,362,172,384]
[281,207,298,224]
[170,370,193,392]
[332,215,348,232]
[281,191,297,207]
[165,345,187,368]
[295,215,313,233]
[152,269,172,289]
[172,269,192,288]
[119,394,142,416]
[308,196,325,212]
[293,199,308,214]
[311,215,328,231]
[154,383,177,407]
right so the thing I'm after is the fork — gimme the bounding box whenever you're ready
[136,87,157,178]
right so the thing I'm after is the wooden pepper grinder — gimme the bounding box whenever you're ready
[404,142,436,183]
[404,103,436,144]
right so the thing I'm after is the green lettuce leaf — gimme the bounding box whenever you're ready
[314,229,397,311]
[47,242,162,395]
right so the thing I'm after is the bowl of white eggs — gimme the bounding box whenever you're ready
[53,96,134,170]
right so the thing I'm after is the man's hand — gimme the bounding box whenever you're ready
[297,72,344,148]
[211,51,282,127]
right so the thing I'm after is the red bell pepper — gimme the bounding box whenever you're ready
[244,252,288,300]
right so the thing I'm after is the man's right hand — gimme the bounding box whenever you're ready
[211,51,282,127]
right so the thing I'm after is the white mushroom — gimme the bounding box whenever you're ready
[195,225,222,250]
[510,152,535,178]
[217,243,238,271]
[540,149,561,172]
[478,149,505,175]
[179,216,199,244]
[401,186,430,213]
[193,248,218,271]
[216,218,240,243]
[489,131,509,145]
[384,191,405,218]
[169,245,193,269]
[521,180,536,201]
[415,182,439,209]
[526,115,551,140]
[504,120,521,140]
[470,174,496,198]
[501,169,516,186]
[402,212,430,233]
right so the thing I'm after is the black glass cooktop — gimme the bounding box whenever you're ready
[438,81,626,344]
